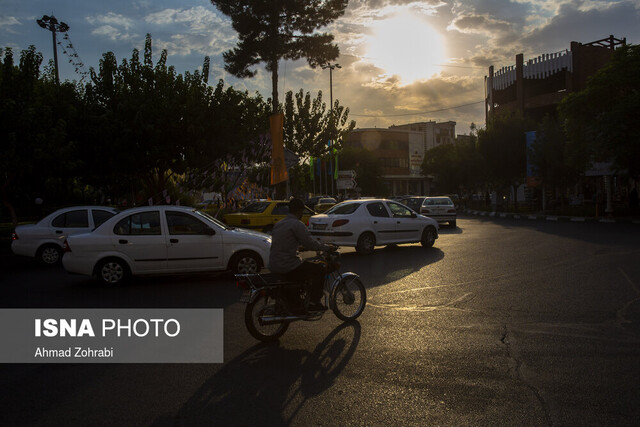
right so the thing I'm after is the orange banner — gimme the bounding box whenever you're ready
[270,113,288,185]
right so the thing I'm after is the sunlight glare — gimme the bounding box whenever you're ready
[366,11,445,84]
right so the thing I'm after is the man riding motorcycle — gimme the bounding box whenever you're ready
[268,198,333,312]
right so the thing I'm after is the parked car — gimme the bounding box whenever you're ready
[420,196,457,227]
[223,200,315,233]
[62,206,271,284]
[397,196,427,213]
[314,197,337,213]
[305,196,326,210]
[308,199,439,254]
[11,206,118,265]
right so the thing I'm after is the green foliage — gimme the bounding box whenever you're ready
[477,111,529,190]
[421,125,486,195]
[528,116,579,191]
[282,89,355,158]
[338,146,384,196]
[1,45,82,223]
[559,44,640,177]
[211,0,347,112]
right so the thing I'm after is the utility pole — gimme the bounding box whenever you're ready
[37,15,69,86]
[322,62,341,197]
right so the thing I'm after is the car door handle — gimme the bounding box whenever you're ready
[397,221,401,224]
[119,239,128,244]
[373,221,378,224]
[55,230,63,234]
[170,238,179,243]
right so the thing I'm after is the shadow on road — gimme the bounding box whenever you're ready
[340,246,445,290]
[152,321,361,426]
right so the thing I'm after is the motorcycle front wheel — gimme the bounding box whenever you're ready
[245,295,290,342]
[330,276,367,322]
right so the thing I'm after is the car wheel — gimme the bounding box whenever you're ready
[355,232,375,255]
[232,251,262,274]
[96,258,131,285]
[421,226,436,248]
[450,220,457,228]
[38,244,62,266]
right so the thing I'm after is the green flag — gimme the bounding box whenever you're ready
[309,156,314,180]
[333,149,338,179]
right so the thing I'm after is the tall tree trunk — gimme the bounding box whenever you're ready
[271,61,279,114]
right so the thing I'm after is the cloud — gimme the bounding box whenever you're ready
[86,12,134,30]
[0,16,21,30]
[448,13,514,35]
[90,25,138,42]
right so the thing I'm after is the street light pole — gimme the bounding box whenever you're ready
[37,15,69,86]
[322,62,341,197]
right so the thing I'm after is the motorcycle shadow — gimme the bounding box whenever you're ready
[152,321,361,426]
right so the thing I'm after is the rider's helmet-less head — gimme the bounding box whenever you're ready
[289,198,305,218]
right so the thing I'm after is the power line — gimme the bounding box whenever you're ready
[350,100,484,118]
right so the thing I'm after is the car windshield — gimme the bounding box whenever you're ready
[240,202,270,213]
[195,210,231,230]
[424,198,453,206]
[325,202,361,215]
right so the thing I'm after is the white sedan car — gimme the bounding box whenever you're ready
[308,199,439,254]
[420,196,457,227]
[11,206,118,265]
[62,206,271,284]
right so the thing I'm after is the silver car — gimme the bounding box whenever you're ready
[420,197,457,228]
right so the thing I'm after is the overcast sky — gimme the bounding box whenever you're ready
[2,0,639,134]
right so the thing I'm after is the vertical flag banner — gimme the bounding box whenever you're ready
[309,156,315,180]
[334,148,339,180]
[270,113,288,185]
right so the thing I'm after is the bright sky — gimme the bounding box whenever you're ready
[2,0,639,134]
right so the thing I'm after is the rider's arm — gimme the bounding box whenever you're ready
[292,221,330,252]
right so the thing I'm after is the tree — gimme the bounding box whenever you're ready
[338,146,384,196]
[283,89,354,153]
[210,0,347,113]
[559,44,640,178]
[528,116,578,209]
[83,34,270,204]
[477,111,529,209]
[1,46,82,225]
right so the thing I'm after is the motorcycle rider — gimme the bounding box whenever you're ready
[268,197,333,312]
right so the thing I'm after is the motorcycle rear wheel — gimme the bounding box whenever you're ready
[330,276,366,321]
[245,295,289,342]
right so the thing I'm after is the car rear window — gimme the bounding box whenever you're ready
[366,202,389,218]
[241,202,270,213]
[52,210,89,228]
[424,198,453,206]
[326,202,361,215]
[114,212,161,235]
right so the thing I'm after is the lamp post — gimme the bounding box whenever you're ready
[37,15,69,86]
[322,62,341,196]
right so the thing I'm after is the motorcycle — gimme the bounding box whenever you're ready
[235,247,366,342]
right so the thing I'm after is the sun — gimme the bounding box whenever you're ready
[365,11,445,84]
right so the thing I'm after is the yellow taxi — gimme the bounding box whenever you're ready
[223,200,316,233]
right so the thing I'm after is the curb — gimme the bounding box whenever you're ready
[464,210,640,225]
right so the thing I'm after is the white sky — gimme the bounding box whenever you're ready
[2,0,639,134]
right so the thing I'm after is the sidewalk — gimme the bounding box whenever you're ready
[463,209,640,225]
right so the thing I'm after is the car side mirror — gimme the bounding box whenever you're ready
[410,213,417,218]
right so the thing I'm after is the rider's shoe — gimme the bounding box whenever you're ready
[308,302,328,312]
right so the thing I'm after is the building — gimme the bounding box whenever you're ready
[485,35,626,122]
[345,120,456,196]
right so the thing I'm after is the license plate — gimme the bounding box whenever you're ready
[240,290,252,303]
[313,223,327,230]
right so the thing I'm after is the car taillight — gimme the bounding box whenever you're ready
[11,232,18,240]
[236,280,248,289]
[332,219,349,227]
[63,239,72,253]
[241,219,250,225]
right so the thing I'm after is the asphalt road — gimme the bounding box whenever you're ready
[1,217,639,426]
